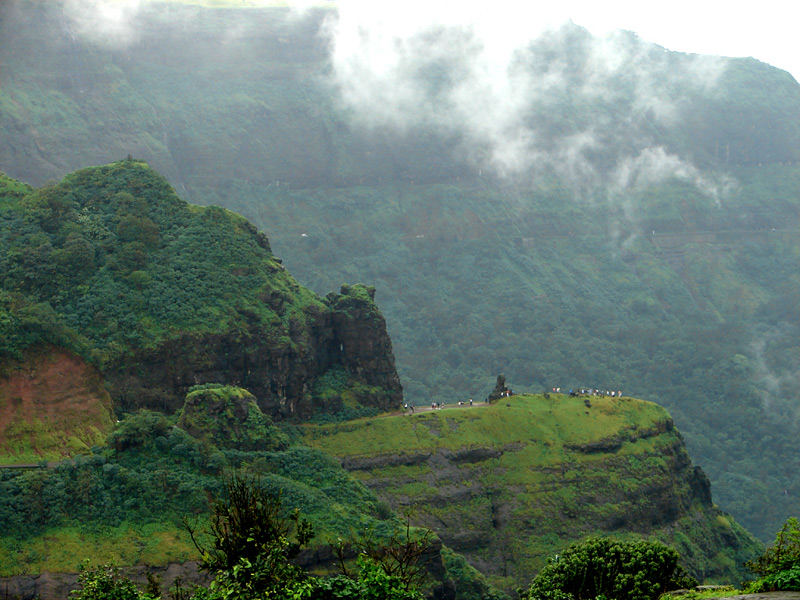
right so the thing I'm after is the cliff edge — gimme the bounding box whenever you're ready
[302,393,762,591]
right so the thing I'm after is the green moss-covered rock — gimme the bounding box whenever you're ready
[177,384,288,451]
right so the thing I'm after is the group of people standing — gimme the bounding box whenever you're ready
[403,398,477,414]
[402,386,626,416]
[563,388,623,398]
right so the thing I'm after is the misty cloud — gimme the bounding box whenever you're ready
[322,0,731,205]
[750,328,800,426]
[611,147,735,201]
[63,0,148,48]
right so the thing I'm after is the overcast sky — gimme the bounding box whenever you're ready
[558,0,798,81]
[64,1,799,81]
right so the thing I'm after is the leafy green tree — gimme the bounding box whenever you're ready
[520,537,695,600]
[185,472,314,600]
[331,513,434,593]
[315,555,424,600]
[181,473,433,600]
[747,517,800,592]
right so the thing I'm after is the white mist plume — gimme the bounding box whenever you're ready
[750,329,800,426]
[611,147,735,201]
[323,0,730,201]
[63,0,149,48]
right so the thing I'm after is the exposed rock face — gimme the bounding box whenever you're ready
[0,347,115,460]
[324,285,404,412]
[486,374,510,403]
[0,562,211,600]
[106,283,402,419]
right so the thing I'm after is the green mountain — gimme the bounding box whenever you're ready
[0,160,402,443]
[2,0,800,545]
[303,394,761,590]
[0,162,760,597]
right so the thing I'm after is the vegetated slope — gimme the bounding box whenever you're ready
[0,161,402,431]
[241,173,800,544]
[2,0,800,543]
[0,386,492,600]
[302,395,761,592]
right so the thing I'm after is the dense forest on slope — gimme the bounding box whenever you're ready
[1,0,800,542]
[0,161,402,424]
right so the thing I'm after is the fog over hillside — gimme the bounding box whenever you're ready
[326,2,725,185]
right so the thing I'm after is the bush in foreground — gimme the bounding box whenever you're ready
[520,537,696,600]
[746,517,800,592]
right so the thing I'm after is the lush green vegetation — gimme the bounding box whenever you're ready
[0,411,368,574]
[302,395,762,589]
[0,160,400,420]
[63,475,705,600]
[71,563,159,600]
[69,485,425,600]
[0,159,318,361]
[660,587,740,600]
[4,0,800,555]
[0,409,489,597]
[520,537,695,600]
[0,380,505,598]
[745,517,800,592]
[177,385,289,452]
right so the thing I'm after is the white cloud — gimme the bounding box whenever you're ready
[323,0,729,197]
[63,0,147,48]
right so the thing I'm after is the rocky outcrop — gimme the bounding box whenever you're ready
[486,374,510,403]
[0,562,211,600]
[176,385,288,451]
[106,283,402,419]
[324,284,404,412]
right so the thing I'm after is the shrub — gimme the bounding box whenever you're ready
[70,562,154,600]
[521,537,695,600]
[185,472,314,599]
[746,517,800,591]
[749,566,800,593]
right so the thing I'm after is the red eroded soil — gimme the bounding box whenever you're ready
[0,347,115,459]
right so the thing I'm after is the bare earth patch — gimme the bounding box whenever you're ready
[0,347,115,463]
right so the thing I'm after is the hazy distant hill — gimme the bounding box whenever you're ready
[2,0,800,542]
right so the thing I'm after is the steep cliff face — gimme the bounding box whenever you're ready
[302,394,762,591]
[105,283,402,418]
[324,285,404,412]
[0,162,403,421]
